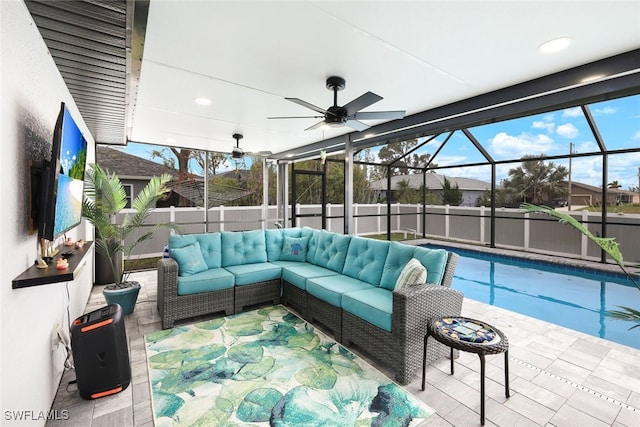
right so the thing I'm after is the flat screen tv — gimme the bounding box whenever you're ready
[38,102,88,241]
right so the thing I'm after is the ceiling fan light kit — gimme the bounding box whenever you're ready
[232,133,244,159]
[269,76,405,131]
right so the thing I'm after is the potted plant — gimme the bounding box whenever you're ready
[82,163,173,314]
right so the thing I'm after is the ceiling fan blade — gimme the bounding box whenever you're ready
[343,92,383,115]
[268,115,324,119]
[345,119,370,131]
[352,110,405,120]
[305,120,328,131]
[247,150,273,157]
[285,98,328,115]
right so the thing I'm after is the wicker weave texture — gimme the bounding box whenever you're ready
[234,279,281,313]
[157,258,235,329]
[282,280,308,318]
[306,293,343,342]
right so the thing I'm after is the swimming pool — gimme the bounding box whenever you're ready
[422,244,640,350]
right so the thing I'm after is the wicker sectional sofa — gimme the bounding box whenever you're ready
[157,227,463,384]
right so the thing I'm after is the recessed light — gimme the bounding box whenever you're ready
[194,97,212,106]
[538,37,573,54]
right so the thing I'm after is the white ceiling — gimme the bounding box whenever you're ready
[129,1,640,158]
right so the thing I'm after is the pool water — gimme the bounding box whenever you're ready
[423,245,640,350]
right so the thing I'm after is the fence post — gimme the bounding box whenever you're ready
[377,203,381,234]
[327,203,332,231]
[480,205,485,244]
[354,203,358,235]
[445,205,450,238]
[220,205,225,232]
[416,204,420,235]
[581,210,589,257]
[524,212,530,249]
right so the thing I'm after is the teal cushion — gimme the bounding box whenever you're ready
[281,263,339,289]
[224,262,282,286]
[196,233,222,269]
[394,258,427,290]
[342,236,389,286]
[342,288,393,332]
[306,275,373,307]
[265,228,302,261]
[280,236,309,262]
[221,230,268,267]
[168,233,197,249]
[302,227,320,262]
[412,247,448,285]
[177,268,235,295]
[379,242,416,290]
[312,230,351,273]
[170,242,208,276]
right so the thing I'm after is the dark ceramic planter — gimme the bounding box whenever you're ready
[102,281,141,315]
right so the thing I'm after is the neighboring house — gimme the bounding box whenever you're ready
[560,181,639,206]
[97,146,180,207]
[97,146,253,207]
[370,173,492,206]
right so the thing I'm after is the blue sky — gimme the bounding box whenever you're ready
[407,94,640,190]
[118,94,639,190]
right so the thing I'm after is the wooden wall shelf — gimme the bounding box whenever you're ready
[12,241,93,289]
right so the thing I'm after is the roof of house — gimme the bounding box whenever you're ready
[370,173,492,191]
[97,146,179,179]
[562,180,636,195]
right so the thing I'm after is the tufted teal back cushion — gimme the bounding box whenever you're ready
[411,246,448,286]
[196,233,222,268]
[221,230,268,267]
[302,227,320,261]
[312,230,351,273]
[341,236,390,286]
[168,232,222,270]
[379,241,417,290]
[265,228,302,261]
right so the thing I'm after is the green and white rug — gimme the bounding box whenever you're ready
[145,305,434,426]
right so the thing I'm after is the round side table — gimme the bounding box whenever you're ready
[421,316,510,426]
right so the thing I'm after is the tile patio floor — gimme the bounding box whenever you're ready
[47,268,640,426]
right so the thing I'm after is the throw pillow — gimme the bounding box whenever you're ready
[394,258,427,290]
[280,236,310,262]
[170,241,208,276]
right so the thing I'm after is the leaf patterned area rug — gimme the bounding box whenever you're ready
[145,305,435,426]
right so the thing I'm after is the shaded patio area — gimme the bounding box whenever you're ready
[46,262,640,426]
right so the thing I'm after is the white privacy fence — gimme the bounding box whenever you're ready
[121,204,640,265]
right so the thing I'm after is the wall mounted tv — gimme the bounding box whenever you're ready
[38,102,88,241]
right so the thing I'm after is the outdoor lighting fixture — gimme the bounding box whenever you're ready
[194,97,212,106]
[538,37,573,54]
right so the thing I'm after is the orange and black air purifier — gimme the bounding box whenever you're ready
[71,304,131,399]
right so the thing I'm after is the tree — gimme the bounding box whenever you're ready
[608,180,622,189]
[377,139,436,176]
[502,155,568,204]
[441,177,463,205]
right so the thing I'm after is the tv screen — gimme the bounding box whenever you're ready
[39,102,88,241]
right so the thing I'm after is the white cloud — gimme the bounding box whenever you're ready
[532,120,554,133]
[433,155,467,167]
[489,132,554,158]
[594,106,616,115]
[556,123,579,139]
[562,107,582,118]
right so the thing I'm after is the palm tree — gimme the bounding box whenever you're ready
[82,163,173,285]
[608,180,622,189]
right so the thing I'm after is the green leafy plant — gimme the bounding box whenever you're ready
[82,163,173,285]
[521,203,640,330]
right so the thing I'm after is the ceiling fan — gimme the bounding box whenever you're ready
[268,76,405,131]
[230,133,272,159]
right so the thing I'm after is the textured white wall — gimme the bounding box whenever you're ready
[1,1,95,425]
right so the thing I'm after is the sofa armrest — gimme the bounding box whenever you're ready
[157,257,179,313]
[392,284,464,336]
